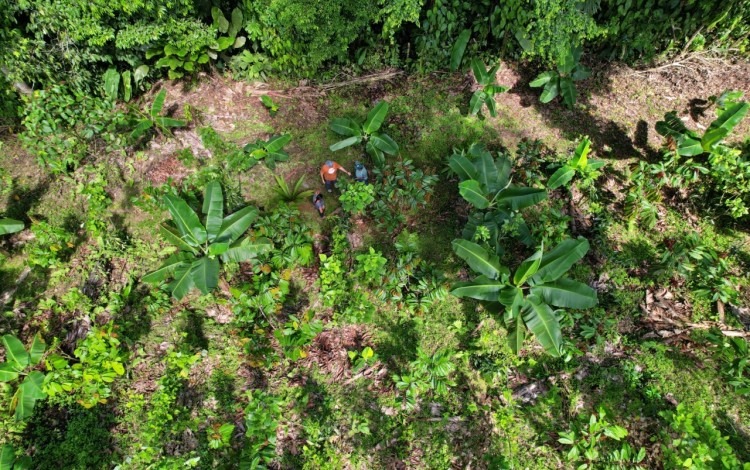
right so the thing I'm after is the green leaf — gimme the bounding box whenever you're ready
[531,237,589,283]
[142,252,195,284]
[558,47,576,75]
[159,224,199,253]
[475,151,499,193]
[1,444,15,470]
[212,7,229,33]
[154,117,186,129]
[450,275,506,301]
[28,334,45,366]
[448,154,478,181]
[450,29,471,71]
[495,187,547,210]
[122,70,132,102]
[265,134,291,153]
[2,335,29,369]
[530,71,555,88]
[530,278,598,309]
[0,218,24,236]
[540,80,559,103]
[330,136,362,152]
[363,101,389,134]
[676,135,704,156]
[484,95,497,117]
[134,65,149,84]
[190,257,220,295]
[330,118,361,136]
[102,68,120,101]
[471,59,489,86]
[221,237,273,263]
[507,317,526,355]
[514,244,543,286]
[469,91,485,116]
[129,120,153,140]
[522,295,562,357]
[459,180,490,209]
[229,7,243,37]
[150,89,167,117]
[547,165,576,189]
[168,265,195,300]
[603,425,628,440]
[0,363,19,382]
[570,138,590,169]
[572,65,591,81]
[216,206,258,244]
[560,77,576,108]
[202,181,224,242]
[452,239,507,280]
[370,133,399,155]
[163,194,207,245]
[13,371,46,420]
[702,102,749,150]
[207,242,229,256]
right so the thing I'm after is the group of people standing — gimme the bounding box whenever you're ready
[312,160,369,217]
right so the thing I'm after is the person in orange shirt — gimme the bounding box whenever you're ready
[320,160,351,192]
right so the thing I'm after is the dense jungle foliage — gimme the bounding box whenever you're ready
[1,0,750,469]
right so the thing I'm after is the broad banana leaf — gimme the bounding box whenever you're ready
[522,295,562,357]
[450,29,471,71]
[540,79,559,103]
[142,252,195,283]
[513,244,543,286]
[12,371,46,420]
[448,153,478,181]
[459,180,490,209]
[159,224,199,253]
[221,237,273,263]
[570,138,590,169]
[0,363,19,382]
[701,102,749,151]
[452,239,507,280]
[506,317,526,355]
[493,155,512,191]
[202,181,224,241]
[530,71,555,88]
[370,133,398,155]
[469,91,486,115]
[363,101,389,134]
[450,275,506,301]
[560,77,576,108]
[190,257,220,295]
[150,89,167,117]
[471,59,490,86]
[676,135,703,156]
[530,278,597,309]
[216,206,258,244]
[163,194,207,245]
[474,151,499,193]
[330,136,362,151]
[28,334,45,366]
[0,218,23,236]
[530,237,589,283]
[547,165,576,189]
[1,335,28,369]
[330,118,361,136]
[495,187,547,210]
[264,134,291,153]
[484,94,497,116]
[168,264,196,299]
[103,68,120,101]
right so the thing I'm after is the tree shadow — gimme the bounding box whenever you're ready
[375,316,420,373]
[180,309,209,351]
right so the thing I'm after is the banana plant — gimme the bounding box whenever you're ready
[0,218,23,236]
[451,237,597,357]
[143,182,272,299]
[655,94,749,156]
[130,89,186,140]
[547,137,606,189]
[530,45,590,108]
[448,143,547,254]
[1,443,31,469]
[469,59,508,117]
[0,334,49,420]
[329,101,398,168]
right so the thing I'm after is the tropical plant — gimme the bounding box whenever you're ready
[329,101,398,168]
[448,143,547,254]
[529,45,591,108]
[449,29,471,71]
[0,444,31,469]
[102,65,149,102]
[339,182,375,215]
[558,408,644,469]
[130,89,186,141]
[707,333,749,395]
[242,390,283,468]
[348,346,378,373]
[233,134,291,171]
[208,423,235,450]
[393,348,456,409]
[547,137,606,190]
[260,95,279,115]
[0,218,23,236]
[0,334,49,420]
[273,174,314,203]
[469,59,508,117]
[142,181,272,299]
[451,237,597,356]
[273,312,324,361]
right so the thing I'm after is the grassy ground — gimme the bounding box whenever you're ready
[1,62,750,469]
